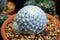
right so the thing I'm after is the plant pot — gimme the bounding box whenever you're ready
[1,13,60,40]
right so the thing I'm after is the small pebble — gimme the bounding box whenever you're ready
[20,37,25,40]
[6,33,10,38]
[28,36,31,39]
[10,34,14,38]
[11,38,17,40]
[58,30,60,32]
[15,35,19,38]
[30,35,35,38]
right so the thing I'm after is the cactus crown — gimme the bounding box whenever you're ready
[12,5,47,34]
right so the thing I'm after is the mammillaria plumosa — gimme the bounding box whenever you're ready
[12,5,47,34]
[0,0,7,12]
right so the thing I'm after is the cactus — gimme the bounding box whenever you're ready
[24,0,37,6]
[0,0,7,12]
[0,13,8,26]
[12,5,47,34]
[0,0,7,26]
[37,0,55,15]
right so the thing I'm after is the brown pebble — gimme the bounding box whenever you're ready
[28,36,31,39]
[20,37,25,40]
[11,38,17,40]
[30,35,35,38]
[6,33,10,38]
[58,30,60,32]
[10,34,14,38]
[15,35,19,38]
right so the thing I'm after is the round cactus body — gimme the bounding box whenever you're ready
[0,0,7,12]
[12,5,47,34]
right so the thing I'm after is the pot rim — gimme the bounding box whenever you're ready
[1,13,60,40]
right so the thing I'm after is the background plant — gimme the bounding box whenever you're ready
[24,0,55,15]
[0,0,8,26]
[0,0,7,12]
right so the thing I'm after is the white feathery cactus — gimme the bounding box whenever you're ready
[12,5,47,34]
